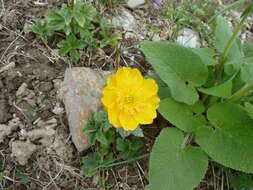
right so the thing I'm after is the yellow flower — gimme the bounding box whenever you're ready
[102,67,160,131]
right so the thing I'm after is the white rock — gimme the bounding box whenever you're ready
[127,0,145,9]
[60,67,109,152]
[112,8,137,32]
[176,28,201,48]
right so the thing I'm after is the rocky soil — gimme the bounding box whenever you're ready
[0,0,252,189]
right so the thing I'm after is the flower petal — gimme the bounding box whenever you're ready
[119,111,139,131]
[102,88,117,108]
[108,105,121,128]
[136,78,158,98]
[107,74,117,88]
[115,67,143,88]
[134,105,157,124]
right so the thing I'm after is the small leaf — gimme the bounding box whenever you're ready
[16,172,30,185]
[198,77,233,98]
[148,128,208,190]
[215,16,243,61]
[196,103,253,173]
[83,125,97,134]
[116,138,129,152]
[70,49,80,62]
[88,133,96,145]
[117,128,131,138]
[131,127,144,137]
[24,109,37,116]
[130,137,144,151]
[158,98,206,132]
[96,129,108,145]
[141,42,208,105]
[81,155,100,176]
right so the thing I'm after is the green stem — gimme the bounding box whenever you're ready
[217,12,249,80]
[227,83,253,103]
[100,154,149,169]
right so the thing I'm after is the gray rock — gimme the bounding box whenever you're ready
[112,8,137,32]
[127,0,145,9]
[11,141,37,165]
[60,67,109,152]
[176,28,201,48]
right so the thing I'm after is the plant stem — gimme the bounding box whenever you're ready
[227,83,253,103]
[100,154,149,168]
[217,12,249,80]
[180,134,191,149]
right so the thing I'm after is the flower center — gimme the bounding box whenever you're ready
[124,95,134,104]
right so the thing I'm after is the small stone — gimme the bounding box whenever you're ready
[0,117,21,142]
[0,62,15,73]
[52,103,64,115]
[112,8,137,32]
[127,0,145,9]
[11,141,37,165]
[37,118,57,129]
[60,67,109,152]
[39,81,53,92]
[176,28,201,48]
[16,83,28,97]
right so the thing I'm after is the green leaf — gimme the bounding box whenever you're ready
[117,128,130,138]
[244,102,253,119]
[83,125,97,134]
[96,129,108,145]
[116,138,128,152]
[228,171,253,190]
[243,43,253,57]
[81,155,100,176]
[215,16,243,61]
[158,87,171,99]
[130,137,144,151]
[70,49,80,62]
[24,109,37,116]
[198,77,233,98]
[73,10,86,27]
[241,62,253,83]
[88,133,97,145]
[46,11,66,31]
[131,127,144,137]
[141,42,208,105]
[148,128,208,190]
[195,103,253,173]
[26,20,53,43]
[16,172,30,185]
[158,98,206,132]
[191,48,218,66]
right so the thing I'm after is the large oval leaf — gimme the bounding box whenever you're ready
[158,98,206,132]
[196,103,253,173]
[141,42,208,105]
[147,128,208,190]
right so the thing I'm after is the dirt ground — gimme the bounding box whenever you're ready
[0,0,252,189]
